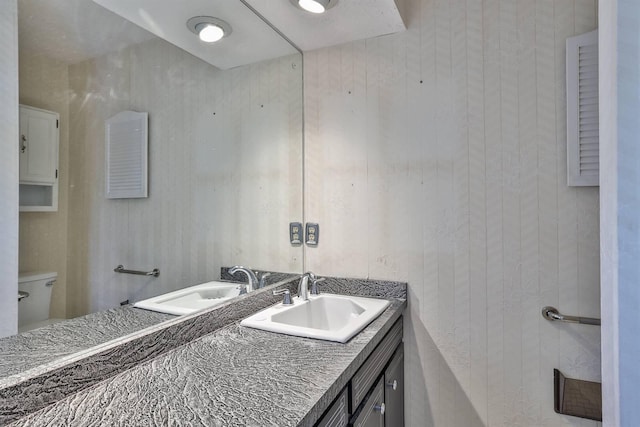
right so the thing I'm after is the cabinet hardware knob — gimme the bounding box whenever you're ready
[386,379,398,390]
[20,135,27,153]
[374,402,386,415]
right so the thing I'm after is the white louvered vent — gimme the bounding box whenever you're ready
[567,30,599,187]
[105,111,148,199]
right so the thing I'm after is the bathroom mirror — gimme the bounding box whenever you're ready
[3,0,302,377]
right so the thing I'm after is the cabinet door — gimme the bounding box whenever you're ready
[351,319,403,410]
[316,388,348,427]
[384,345,404,426]
[19,106,58,184]
[351,377,385,427]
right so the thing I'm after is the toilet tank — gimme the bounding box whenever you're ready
[18,271,57,328]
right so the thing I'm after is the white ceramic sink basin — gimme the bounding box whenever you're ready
[240,293,390,343]
[133,281,240,315]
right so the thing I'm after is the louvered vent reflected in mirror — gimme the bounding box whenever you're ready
[105,111,148,199]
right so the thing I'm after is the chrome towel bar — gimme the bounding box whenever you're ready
[114,265,160,277]
[542,306,600,326]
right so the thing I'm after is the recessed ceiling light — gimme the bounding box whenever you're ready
[290,0,338,14]
[196,23,224,43]
[186,17,232,43]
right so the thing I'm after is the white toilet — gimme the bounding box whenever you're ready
[18,271,61,332]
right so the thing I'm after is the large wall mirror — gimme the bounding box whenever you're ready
[4,0,302,376]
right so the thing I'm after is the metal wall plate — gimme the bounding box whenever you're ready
[306,223,319,245]
[290,222,302,245]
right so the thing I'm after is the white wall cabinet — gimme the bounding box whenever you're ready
[19,105,59,211]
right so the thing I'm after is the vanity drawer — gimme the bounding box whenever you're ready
[350,318,403,410]
[316,387,349,427]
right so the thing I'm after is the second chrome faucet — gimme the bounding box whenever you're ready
[272,272,325,304]
[297,272,325,301]
[229,266,273,294]
[228,266,258,294]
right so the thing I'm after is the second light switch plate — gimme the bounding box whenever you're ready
[306,223,319,246]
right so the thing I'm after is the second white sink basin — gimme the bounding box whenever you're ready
[240,293,390,343]
[134,281,240,316]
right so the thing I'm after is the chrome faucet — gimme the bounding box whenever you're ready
[298,274,311,301]
[229,266,258,294]
[258,272,271,289]
[298,271,323,301]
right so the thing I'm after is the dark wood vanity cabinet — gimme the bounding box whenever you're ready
[315,318,404,427]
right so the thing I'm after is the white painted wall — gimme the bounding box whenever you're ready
[599,0,640,425]
[66,38,303,317]
[0,0,19,338]
[304,0,601,425]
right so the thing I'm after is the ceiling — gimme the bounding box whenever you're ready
[91,0,298,69]
[18,0,156,64]
[90,0,406,68]
[18,0,406,69]
[245,0,407,52]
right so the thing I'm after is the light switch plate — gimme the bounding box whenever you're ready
[306,223,319,246]
[290,222,302,245]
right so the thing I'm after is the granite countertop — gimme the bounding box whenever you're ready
[9,297,406,427]
[0,306,174,380]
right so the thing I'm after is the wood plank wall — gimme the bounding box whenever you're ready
[304,0,601,425]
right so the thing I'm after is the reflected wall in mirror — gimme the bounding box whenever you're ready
[15,0,303,331]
